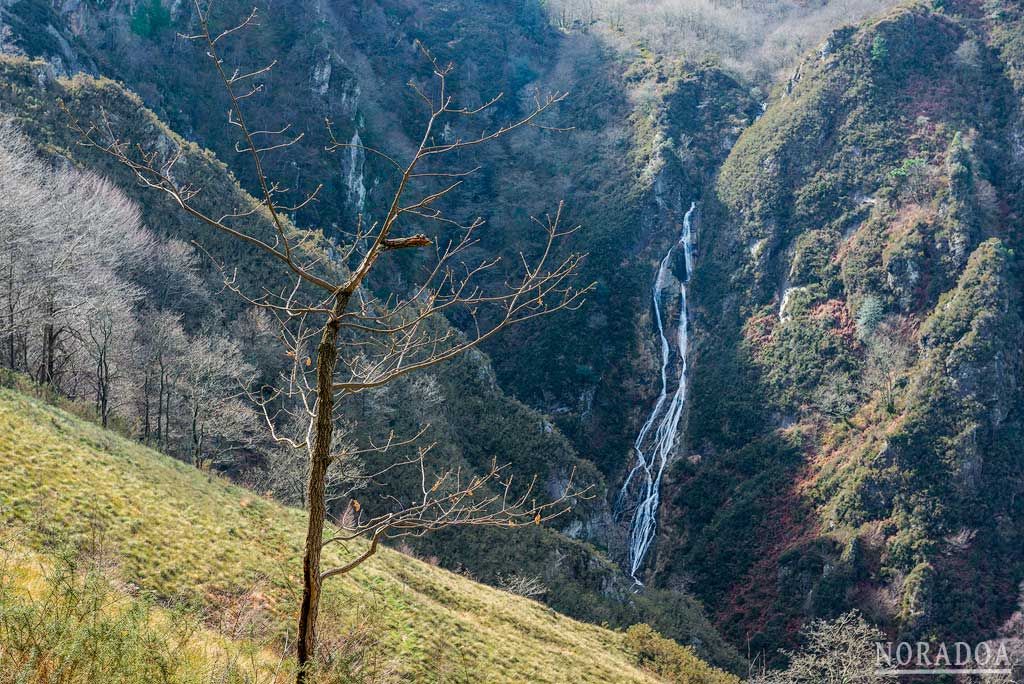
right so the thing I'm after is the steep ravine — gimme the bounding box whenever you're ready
[0,51,753,674]
[19,0,1019,667]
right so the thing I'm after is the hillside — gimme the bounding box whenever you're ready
[0,384,738,683]
[0,0,763,482]
[658,0,1024,657]
[4,0,1024,677]
[0,51,748,663]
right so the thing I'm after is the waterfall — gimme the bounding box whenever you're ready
[618,201,697,583]
[345,130,366,215]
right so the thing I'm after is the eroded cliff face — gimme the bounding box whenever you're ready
[656,0,1024,657]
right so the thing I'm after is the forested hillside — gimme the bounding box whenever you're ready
[0,0,761,659]
[662,0,1024,658]
[0,52,742,665]
[0,0,764,480]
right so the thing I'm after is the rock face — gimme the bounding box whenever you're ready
[343,129,366,216]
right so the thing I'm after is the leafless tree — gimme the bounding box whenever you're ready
[176,332,257,467]
[66,2,593,677]
[255,434,361,511]
[0,129,43,372]
[230,306,284,379]
[0,120,272,474]
[865,316,913,413]
[750,611,887,684]
[497,572,548,599]
[29,170,140,390]
[0,124,153,409]
[82,276,140,427]
[134,310,188,447]
[813,371,860,424]
[138,237,209,314]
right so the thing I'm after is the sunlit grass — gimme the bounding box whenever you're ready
[0,388,698,683]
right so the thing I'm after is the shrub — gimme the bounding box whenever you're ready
[889,158,933,204]
[871,35,889,63]
[623,624,739,684]
[0,545,202,683]
[0,539,400,683]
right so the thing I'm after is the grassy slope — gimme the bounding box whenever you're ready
[0,388,738,683]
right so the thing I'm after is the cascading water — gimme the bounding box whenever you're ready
[617,201,697,583]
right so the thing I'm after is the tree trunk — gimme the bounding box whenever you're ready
[6,261,17,370]
[191,403,201,466]
[143,374,151,442]
[296,293,347,682]
[5,299,13,371]
[157,361,168,448]
[39,322,52,384]
[96,347,109,427]
[39,297,57,385]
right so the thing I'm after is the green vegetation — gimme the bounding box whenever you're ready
[5,0,1024,672]
[0,49,742,664]
[660,0,1024,657]
[855,295,884,340]
[0,387,730,683]
[870,35,889,64]
[0,545,247,683]
[622,625,737,684]
[130,0,172,38]
[0,0,765,492]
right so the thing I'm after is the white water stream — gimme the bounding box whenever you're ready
[618,201,697,583]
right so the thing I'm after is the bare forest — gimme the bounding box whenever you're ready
[546,0,899,81]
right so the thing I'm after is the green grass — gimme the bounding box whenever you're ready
[0,388,736,683]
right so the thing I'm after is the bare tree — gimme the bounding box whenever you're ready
[176,332,256,467]
[548,0,897,80]
[0,124,47,372]
[864,317,912,413]
[0,121,263,471]
[0,124,158,414]
[497,572,548,599]
[67,2,592,677]
[82,276,140,427]
[255,433,361,510]
[750,611,887,684]
[30,170,139,390]
[137,237,209,314]
[134,310,188,447]
[812,372,860,424]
